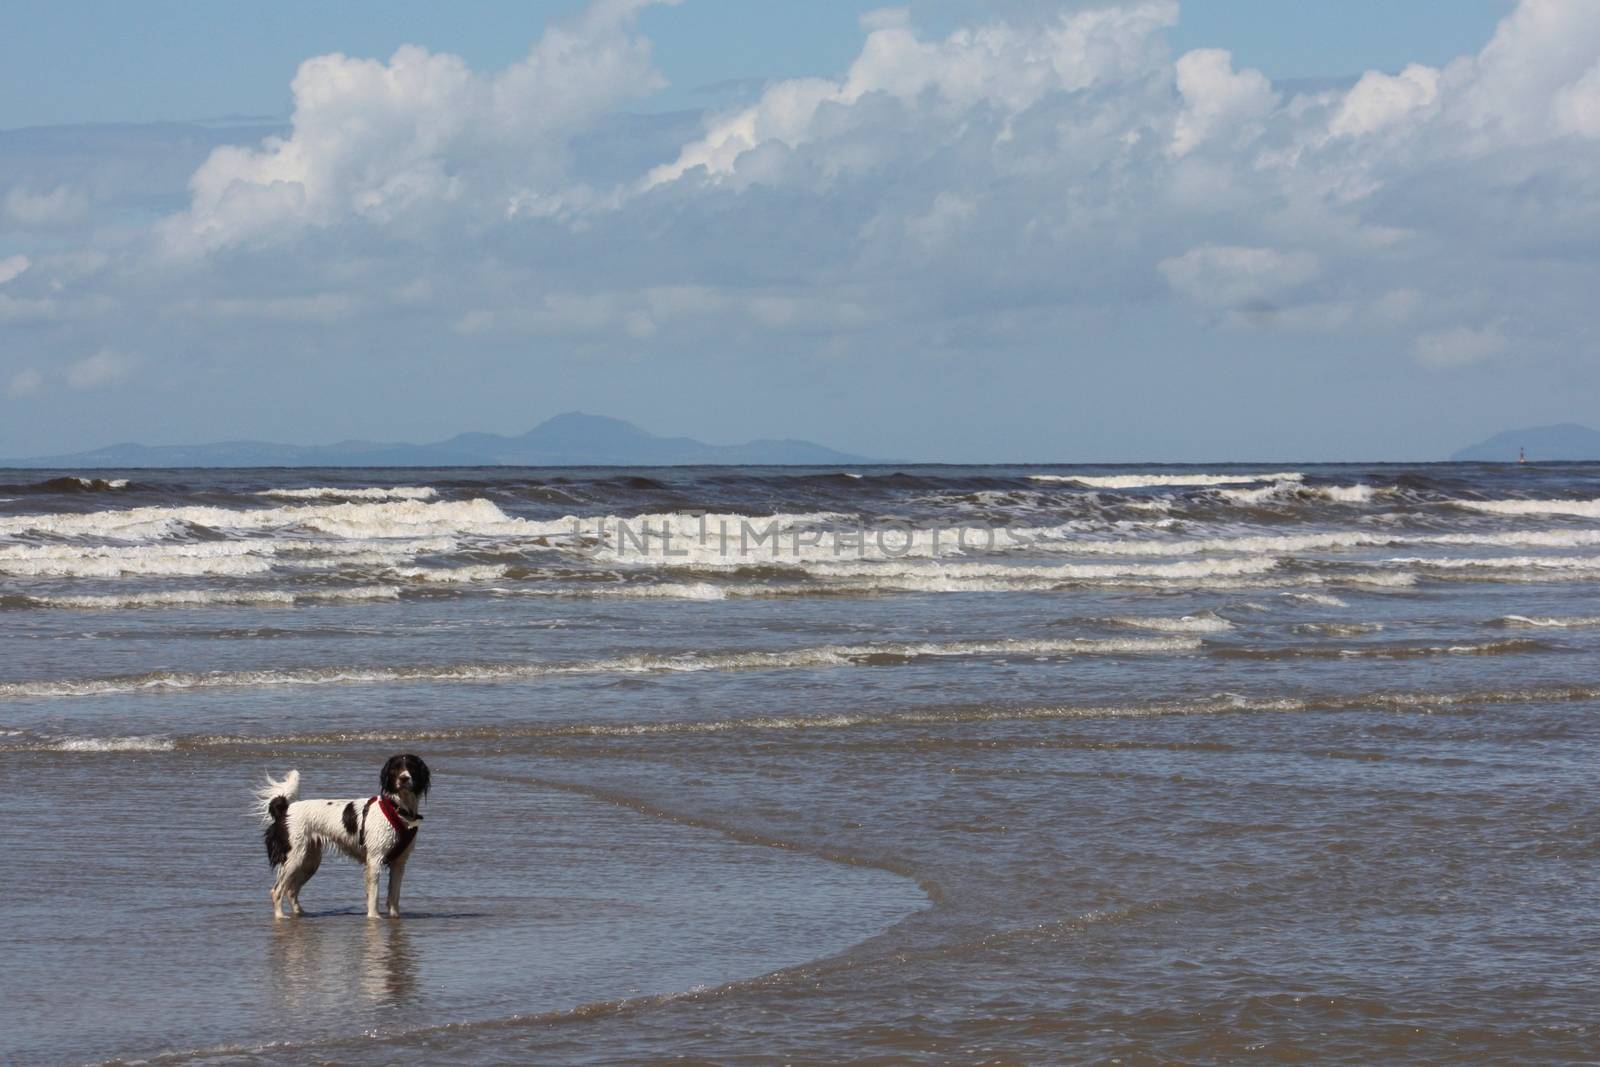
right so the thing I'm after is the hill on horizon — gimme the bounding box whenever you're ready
[1450,423,1600,462]
[0,412,873,468]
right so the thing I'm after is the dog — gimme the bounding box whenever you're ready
[256,754,431,919]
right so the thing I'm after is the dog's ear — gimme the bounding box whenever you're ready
[407,755,431,798]
[380,754,404,795]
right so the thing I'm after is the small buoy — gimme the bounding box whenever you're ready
[1518,446,1527,465]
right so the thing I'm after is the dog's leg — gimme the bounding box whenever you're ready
[287,840,321,917]
[385,854,407,918]
[364,856,382,919]
[273,839,308,919]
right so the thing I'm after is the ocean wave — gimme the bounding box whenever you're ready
[1291,622,1384,636]
[1213,638,1548,660]
[0,476,131,494]
[44,735,176,752]
[1280,592,1349,607]
[19,683,1600,753]
[807,556,1282,581]
[256,486,439,501]
[1217,481,1379,506]
[0,551,275,578]
[1493,614,1600,628]
[0,537,447,578]
[1456,498,1600,518]
[1385,554,1600,573]
[25,586,401,610]
[0,636,1200,700]
[1106,612,1235,633]
[1028,472,1304,488]
[0,497,541,541]
[388,564,509,583]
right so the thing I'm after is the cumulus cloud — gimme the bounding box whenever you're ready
[1329,64,1440,139]
[1170,49,1276,157]
[65,349,135,390]
[160,0,676,253]
[645,1,1178,186]
[4,0,1600,460]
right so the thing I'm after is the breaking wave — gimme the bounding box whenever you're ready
[22,586,401,610]
[1456,498,1600,518]
[1493,614,1600,629]
[1028,471,1304,489]
[256,486,439,501]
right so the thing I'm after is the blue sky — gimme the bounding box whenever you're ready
[2,1,1511,127]
[6,0,1596,462]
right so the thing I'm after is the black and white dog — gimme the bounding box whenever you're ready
[256,755,431,919]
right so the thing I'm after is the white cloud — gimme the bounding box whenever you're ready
[1414,324,1510,367]
[5,0,1600,460]
[1170,49,1276,157]
[161,0,675,253]
[1329,64,1440,139]
[646,1,1178,186]
[1158,245,1321,308]
[0,254,30,286]
[6,368,42,398]
[3,185,90,228]
[66,349,135,390]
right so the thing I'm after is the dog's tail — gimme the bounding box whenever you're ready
[256,770,300,868]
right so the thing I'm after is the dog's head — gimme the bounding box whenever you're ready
[381,754,431,800]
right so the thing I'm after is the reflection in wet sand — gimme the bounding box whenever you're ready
[270,915,417,1011]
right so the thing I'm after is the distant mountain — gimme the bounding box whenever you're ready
[1450,423,1600,462]
[2,412,873,468]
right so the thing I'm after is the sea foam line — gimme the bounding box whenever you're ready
[256,486,439,501]
[0,637,1201,700]
[20,683,1600,753]
[1028,472,1304,488]
[24,586,402,610]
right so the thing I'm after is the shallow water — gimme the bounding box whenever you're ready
[2,462,1597,1063]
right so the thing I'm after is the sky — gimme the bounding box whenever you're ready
[5,0,1596,462]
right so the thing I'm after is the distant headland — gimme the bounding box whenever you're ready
[1450,423,1600,462]
[0,412,873,468]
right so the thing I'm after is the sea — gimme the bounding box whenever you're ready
[1,462,1597,1065]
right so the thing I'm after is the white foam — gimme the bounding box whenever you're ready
[1292,622,1384,636]
[1107,613,1235,633]
[30,586,400,610]
[1029,472,1304,488]
[48,736,176,752]
[389,564,508,583]
[0,550,274,578]
[0,636,1200,699]
[1281,592,1349,607]
[1216,480,1379,506]
[805,556,1282,581]
[1456,498,1600,518]
[257,486,439,501]
[0,497,538,541]
[0,536,447,578]
[1495,614,1600,628]
[1386,554,1600,572]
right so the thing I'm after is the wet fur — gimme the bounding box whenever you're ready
[256,755,431,919]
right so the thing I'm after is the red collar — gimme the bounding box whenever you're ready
[373,794,417,831]
[364,794,420,865]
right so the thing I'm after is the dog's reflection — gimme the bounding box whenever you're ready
[270,917,418,1009]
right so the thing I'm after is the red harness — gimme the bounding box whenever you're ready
[361,795,419,865]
